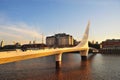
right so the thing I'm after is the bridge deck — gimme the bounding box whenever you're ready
[0,47,88,64]
[0,49,58,64]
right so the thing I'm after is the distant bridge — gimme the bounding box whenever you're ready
[89,47,99,53]
[0,21,91,68]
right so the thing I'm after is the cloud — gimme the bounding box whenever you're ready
[5,23,42,38]
[0,31,22,39]
[0,22,43,44]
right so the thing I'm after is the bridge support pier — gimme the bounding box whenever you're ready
[55,54,62,69]
[80,49,89,61]
[81,56,87,60]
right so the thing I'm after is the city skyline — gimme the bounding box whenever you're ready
[0,0,120,45]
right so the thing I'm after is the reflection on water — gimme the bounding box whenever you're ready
[0,53,120,80]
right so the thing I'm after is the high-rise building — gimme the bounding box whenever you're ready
[46,33,74,48]
[46,36,56,47]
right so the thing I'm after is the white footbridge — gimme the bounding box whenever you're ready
[0,21,90,68]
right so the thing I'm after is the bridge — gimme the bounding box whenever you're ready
[89,47,99,53]
[0,21,90,69]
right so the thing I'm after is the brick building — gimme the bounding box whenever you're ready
[101,39,120,48]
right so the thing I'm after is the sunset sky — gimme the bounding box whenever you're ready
[0,0,120,44]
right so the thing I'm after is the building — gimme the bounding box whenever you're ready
[21,43,47,51]
[101,39,120,48]
[46,33,74,48]
[46,36,56,47]
[57,35,73,47]
[100,39,120,53]
[0,40,4,47]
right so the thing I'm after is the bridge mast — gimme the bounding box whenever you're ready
[80,21,90,60]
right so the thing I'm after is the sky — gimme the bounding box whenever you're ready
[0,0,120,45]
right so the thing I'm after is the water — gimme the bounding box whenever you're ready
[0,53,120,80]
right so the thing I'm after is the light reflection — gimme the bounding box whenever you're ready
[56,69,63,80]
[79,54,96,80]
